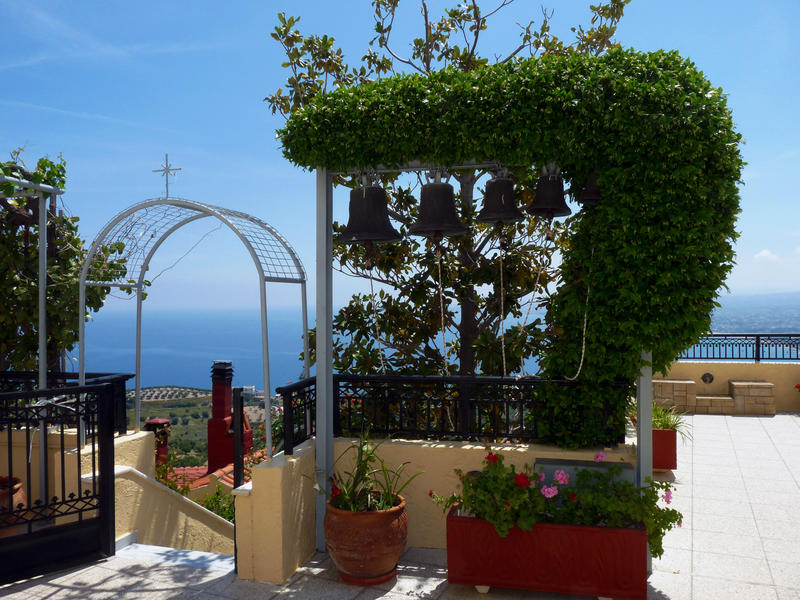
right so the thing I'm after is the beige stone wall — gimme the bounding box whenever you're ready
[113,466,234,555]
[234,440,317,584]
[332,437,637,550]
[662,362,800,411]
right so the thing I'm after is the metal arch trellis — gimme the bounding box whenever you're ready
[78,197,309,457]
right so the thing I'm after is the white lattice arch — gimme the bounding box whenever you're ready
[78,197,309,448]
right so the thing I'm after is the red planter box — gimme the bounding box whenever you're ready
[446,507,647,600]
[652,428,678,470]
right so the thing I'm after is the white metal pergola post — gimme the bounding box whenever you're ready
[636,349,653,487]
[636,348,654,573]
[0,174,64,506]
[314,168,334,550]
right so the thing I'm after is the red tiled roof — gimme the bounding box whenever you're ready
[170,466,209,488]
[169,449,269,490]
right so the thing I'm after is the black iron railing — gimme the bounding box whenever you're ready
[678,333,800,362]
[0,372,131,581]
[0,372,130,435]
[277,374,624,455]
[277,377,317,456]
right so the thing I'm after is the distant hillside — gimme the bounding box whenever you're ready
[712,292,800,332]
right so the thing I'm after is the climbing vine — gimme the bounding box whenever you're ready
[278,49,743,447]
[0,152,128,371]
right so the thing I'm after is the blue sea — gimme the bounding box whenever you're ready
[80,308,312,394]
[77,293,800,393]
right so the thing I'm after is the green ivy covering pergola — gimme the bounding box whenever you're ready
[279,48,742,548]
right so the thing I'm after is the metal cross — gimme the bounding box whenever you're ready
[152,153,181,198]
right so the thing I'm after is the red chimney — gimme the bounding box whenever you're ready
[207,361,253,474]
[144,418,171,466]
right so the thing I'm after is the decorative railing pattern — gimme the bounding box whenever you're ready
[0,372,131,579]
[0,375,130,533]
[277,374,625,455]
[0,372,130,434]
[678,334,800,362]
[277,378,317,456]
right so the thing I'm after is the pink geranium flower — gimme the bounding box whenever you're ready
[540,485,559,499]
[538,472,546,482]
[593,452,606,463]
[662,490,672,504]
[554,469,570,485]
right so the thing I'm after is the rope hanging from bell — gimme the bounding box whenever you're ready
[563,247,594,381]
[497,223,508,377]
[434,237,449,375]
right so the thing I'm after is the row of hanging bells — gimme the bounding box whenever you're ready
[339,169,602,245]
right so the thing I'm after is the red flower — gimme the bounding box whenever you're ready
[795,383,800,390]
[568,493,579,501]
[514,472,530,488]
[486,452,499,465]
[428,489,434,498]
[259,435,265,441]
[331,484,342,499]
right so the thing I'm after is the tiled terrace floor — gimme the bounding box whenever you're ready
[2,413,799,599]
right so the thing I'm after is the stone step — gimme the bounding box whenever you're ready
[694,395,734,414]
[115,543,235,572]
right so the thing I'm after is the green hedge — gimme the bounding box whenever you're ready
[279,48,742,447]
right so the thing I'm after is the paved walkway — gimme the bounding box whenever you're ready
[2,414,799,599]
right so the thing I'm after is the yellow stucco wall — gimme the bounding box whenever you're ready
[114,466,234,555]
[235,437,635,583]
[234,440,317,584]
[1,429,154,505]
[332,437,636,549]
[662,361,800,411]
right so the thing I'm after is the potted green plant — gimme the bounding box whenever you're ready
[628,402,690,471]
[431,451,681,599]
[651,403,690,470]
[314,432,421,586]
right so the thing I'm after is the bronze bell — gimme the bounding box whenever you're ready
[409,182,468,238]
[476,177,525,225]
[577,173,601,207]
[338,186,402,244]
[526,175,572,218]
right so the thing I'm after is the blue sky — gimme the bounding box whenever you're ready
[2,0,799,314]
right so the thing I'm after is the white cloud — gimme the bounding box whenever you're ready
[754,249,779,261]
[0,100,176,133]
[0,4,240,71]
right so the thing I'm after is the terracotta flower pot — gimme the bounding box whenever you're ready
[0,476,26,536]
[324,495,408,586]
